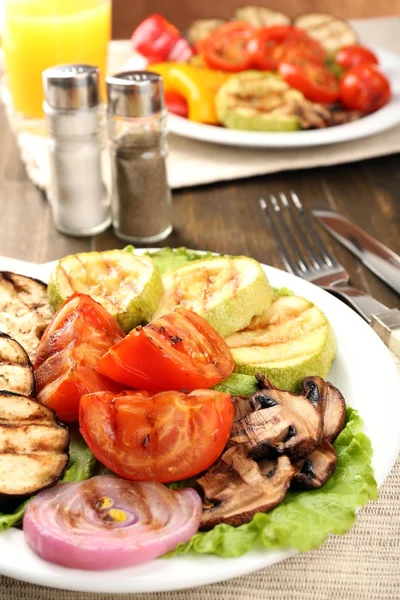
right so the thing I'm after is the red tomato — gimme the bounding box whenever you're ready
[130,13,181,61]
[80,389,233,482]
[164,90,188,118]
[279,57,339,104]
[339,64,391,113]
[336,45,379,71]
[33,294,124,422]
[281,39,327,66]
[202,21,255,72]
[96,307,234,391]
[249,25,310,70]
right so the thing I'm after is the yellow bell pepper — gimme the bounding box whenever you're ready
[149,63,229,124]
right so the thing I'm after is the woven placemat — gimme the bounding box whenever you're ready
[1,357,399,599]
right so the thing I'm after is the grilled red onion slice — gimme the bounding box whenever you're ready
[23,476,202,570]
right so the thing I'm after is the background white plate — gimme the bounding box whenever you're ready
[0,254,399,594]
[168,48,400,148]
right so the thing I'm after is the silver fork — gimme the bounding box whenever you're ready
[259,191,389,323]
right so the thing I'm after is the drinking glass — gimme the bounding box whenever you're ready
[3,0,111,119]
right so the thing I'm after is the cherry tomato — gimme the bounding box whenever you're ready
[339,64,391,113]
[249,25,309,71]
[96,306,234,391]
[164,90,188,118]
[80,389,233,482]
[202,21,255,72]
[279,57,339,104]
[33,294,124,422]
[336,45,379,71]
[130,14,181,60]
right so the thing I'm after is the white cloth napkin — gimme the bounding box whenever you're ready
[6,16,400,191]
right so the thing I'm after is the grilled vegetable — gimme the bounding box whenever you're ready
[293,13,357,55]
[187,18,225,45]
[0,272,52,360]
[153,256,273,337]
[0,333,35,397]
[293,439,337,489]
[225,294,336,391]
[34,294,125,422]
[234,6,290,28]
[199,446,297,529]
[0,391,68,496]
[96,306,234,391]
[215,71,303,132]
[48,250,163,333]
[24,477,202,570]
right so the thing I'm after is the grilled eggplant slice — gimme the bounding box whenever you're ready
[226,293,336,392]
[0,391,69,496]
[0,333,35,397]
[48,250,163,333]
[0,272,52,360]
[153,256,273,338]
[234,6,290,27]
[294,13,357,54]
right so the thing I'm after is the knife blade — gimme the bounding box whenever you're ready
[312,209,400,295]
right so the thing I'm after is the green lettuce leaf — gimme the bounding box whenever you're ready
[168,407,378,557]
[0,499,30,532]
[214,373,258,396]
[124,245,210,275]
[61,427,98,483]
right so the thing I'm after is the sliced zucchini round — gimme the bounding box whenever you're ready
[153,256,273,338]
[293,13,357,54]
[48,250,163,333]
[225,294,336,391]
[234,6,290,27]
[216,71,303,132]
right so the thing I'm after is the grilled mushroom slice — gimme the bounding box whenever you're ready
[198,446,297,529]
[0,272,53,360]
[0,391,69,496]
[231,379,323,461]
[302,376,346,442]
[293,439,337,489]
[0,333,35,397]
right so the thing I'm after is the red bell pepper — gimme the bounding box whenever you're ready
[131,14,192,63]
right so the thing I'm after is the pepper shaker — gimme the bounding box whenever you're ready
[106,71,172,243]
[43,64,111,237]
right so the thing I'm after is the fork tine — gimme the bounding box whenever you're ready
[270,194,310,275]
[289,191,339,268]
[280,192,323,270]
[259,197,299,276]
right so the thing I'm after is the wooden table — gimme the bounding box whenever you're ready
[0,99,399,310]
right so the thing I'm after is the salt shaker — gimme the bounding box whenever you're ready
[106,71,172,243]
[42,64,111,236]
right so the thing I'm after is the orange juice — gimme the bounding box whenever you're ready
[3,0,111,119]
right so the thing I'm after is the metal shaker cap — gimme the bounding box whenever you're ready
[42,64,100,110]
[106,71,164,118]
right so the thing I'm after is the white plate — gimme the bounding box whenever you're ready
[168,48,400,148]
[0,254,399,594]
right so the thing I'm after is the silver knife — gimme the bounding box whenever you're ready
[312,209,400,296]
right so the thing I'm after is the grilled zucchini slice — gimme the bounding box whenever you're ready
[0,272,52,360]
[0,333,35,397]
[216,72,302,132]
[48,250,163,332]
[187,18,225,44]
[225,294,336,391]
[294,13,357,54]
[0,391,69,496]
[234,6,290,27]
[153,256,273,337]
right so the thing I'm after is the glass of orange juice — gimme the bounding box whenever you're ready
[3,0,111,119]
